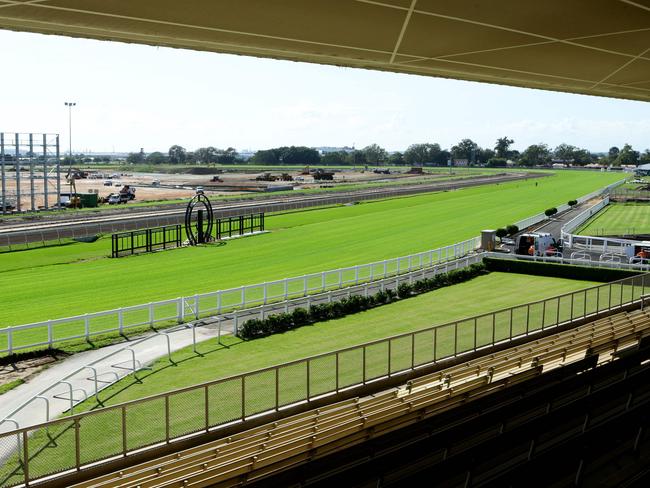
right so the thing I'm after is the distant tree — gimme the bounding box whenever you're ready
[250,149,280,165]
[362,144,388,165]
[215,147,239,165]
[348,150,367,166]
[168,145,187,164]
[404,143,449,165]
[451,139,479,162]
[186,151,197,164]
[195,146,218,164]
[478,148,495,165]
[321,151,348,165]
[388,151,405,166]
[615,143,640,166]
[553,143,578,163]
[145,151,167,164]
[495,228,508,242]
[608,146,620,163]
[545,207,558,217]
[639,149,650,165]
[519,144,551,166]
[126,152,144,164]
[494,136,514,158]
[280,146,321,165]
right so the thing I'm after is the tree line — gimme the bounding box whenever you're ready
[125,138,650,167]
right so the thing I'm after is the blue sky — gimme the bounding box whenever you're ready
[0,29,648,154]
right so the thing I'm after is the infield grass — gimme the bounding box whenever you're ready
[578,202,650,236]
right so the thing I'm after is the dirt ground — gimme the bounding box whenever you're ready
[1,167,449,211]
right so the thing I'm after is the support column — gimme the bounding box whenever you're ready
[29,133,35,211]
[1,132,6,214]
[43,133,48,210]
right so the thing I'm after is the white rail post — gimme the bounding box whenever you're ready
[177,297,183,323]
[263,284,268,305]
[304,275,308,296]
[84,314,90,341]
[322,272,326,291]
[47,320,53,348]
[118,308,124,334]
[194,294,200,319]
[148,302,154,328]
[7,328,12,355]
[217,290,222,314]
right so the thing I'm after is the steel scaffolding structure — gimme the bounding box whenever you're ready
[0,132,61,213]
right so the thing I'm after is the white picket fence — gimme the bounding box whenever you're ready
[0,237,481,355]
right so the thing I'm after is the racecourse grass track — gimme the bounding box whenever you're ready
[0,170,621,327]
[578,202,650,236]
[0,272,600,484]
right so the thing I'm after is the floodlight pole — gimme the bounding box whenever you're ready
[64,102,76,162]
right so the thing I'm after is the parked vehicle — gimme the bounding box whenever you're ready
[515,232,561,257]
[107,194,122,204]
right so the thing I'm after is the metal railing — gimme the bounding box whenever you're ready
[513,179,623,231]
[483,251,650,271]
[0,237,480,355]
[0,271,646,487]
[561,196,639,256]
[111,224,182,258]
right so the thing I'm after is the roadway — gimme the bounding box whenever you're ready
[0,172,542,246]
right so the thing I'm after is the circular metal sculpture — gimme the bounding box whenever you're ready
[185,192,214,245]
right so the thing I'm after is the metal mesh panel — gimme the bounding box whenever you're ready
[244,370,276,417]
[278,362,307,407]
[413,330,434,366]
[511,305,528,337]
[364,341,389,381]
[571,290,587,319]
[435,324,455,360]
[169,388,206,438]
[621,281,634,304]
[308,355,336,397]
[389,336,412,374]
[527,302,544,333]
[475,315,494,348]
[493,310,511,343]
[558,295,573,323]
[125,398,166,451]
[584,287,599,317]
[207,379,242,427]
[338,348,363,388]
[544,297,560,327]
[26,419,76,480]
[0,431,24,488]
[455,318,475,353]
[631,275,644,301]
[78,408,122,465]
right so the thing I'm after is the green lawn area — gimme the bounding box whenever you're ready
[0,171,622,328]
[578,203,650,236]
[0,271,604,486]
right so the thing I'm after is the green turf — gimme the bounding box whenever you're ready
[0,272,603,485]
[578,203,650,236]
[0,171,621,329]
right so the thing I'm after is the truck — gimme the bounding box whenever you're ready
[515,232,561,257]
[119,185,136,200]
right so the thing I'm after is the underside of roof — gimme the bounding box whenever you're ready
[1,0,649,102]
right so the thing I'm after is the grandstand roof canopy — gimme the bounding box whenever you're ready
[1,0,649,102]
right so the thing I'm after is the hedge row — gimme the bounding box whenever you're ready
[483,257,641,283]
[239,263,489,340]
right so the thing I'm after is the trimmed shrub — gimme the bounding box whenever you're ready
[544,207,558,217]
[238,262,489,340]
[506,224,519,236]
[568,199,578,207]
[483,257,639,282]
[397,282,413,298]
[496,228,508,241]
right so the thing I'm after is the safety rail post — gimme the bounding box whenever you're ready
[47,320,53,348]
[118,308,124,335]
[23,430,29,486]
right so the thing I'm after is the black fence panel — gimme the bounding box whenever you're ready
[214,213,264,240]
[111,224,182,258]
